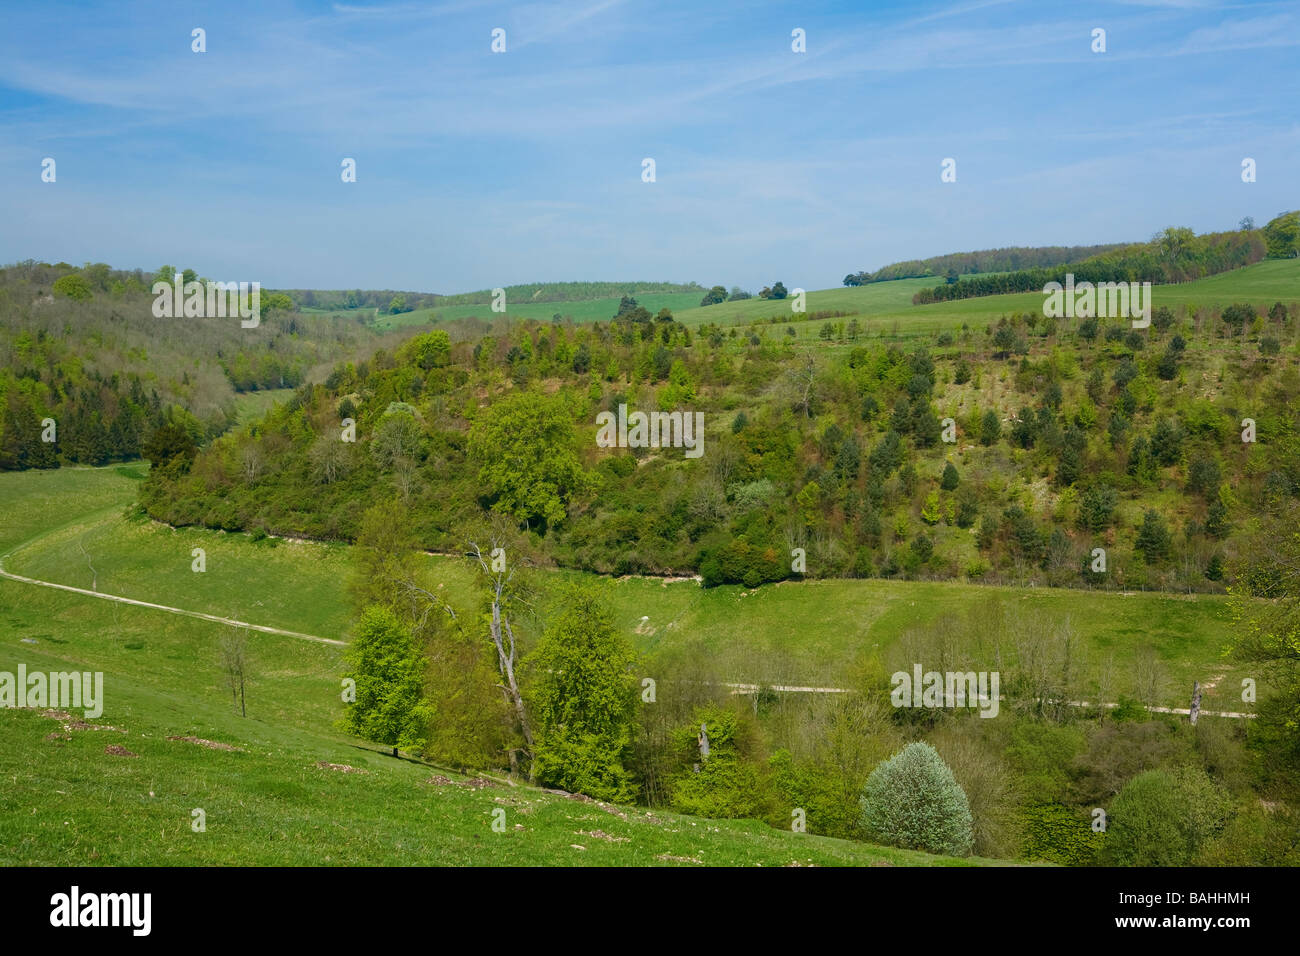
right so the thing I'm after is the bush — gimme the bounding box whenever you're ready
[698,535,789,588]
[1220,303,1255,333]
[1186,456,1221,497]
[979,409,1000,445]
[767,750,861,839]
[1155,349,1178,380]
[1135,509,1171,563]
[1099,767,1231,866]
[1196,805,1300,866]
[940,461,960,490]
[859,742,973,856]
[1076,484,1117,532]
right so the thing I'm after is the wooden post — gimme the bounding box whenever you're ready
[1189,681,1202,725]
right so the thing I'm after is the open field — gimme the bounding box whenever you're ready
[672,258,1300,339]
[302,259,1300,352]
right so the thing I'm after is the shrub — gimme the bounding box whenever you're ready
[52,273,93,301]
[1220,303,1255,333]
[1135,509,1171,563]
[1196,805,1300,865]
[1155,349,1178,380]
[698,535,788,588]
[979,409,1000,445]
[859,742,973,856]
[910,533,934,562]
[768,749,862,839]
[1185,456,1221,497]
[1076,484,1118,532]
[940,461,960,490]
[1100,767,1231,866]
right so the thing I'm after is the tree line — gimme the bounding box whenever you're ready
[845,242,1130,286]
[912,226,1268,304]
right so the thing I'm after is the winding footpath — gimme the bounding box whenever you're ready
[0,556,344,647]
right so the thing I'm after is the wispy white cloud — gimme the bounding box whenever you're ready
[0,0,1294,290]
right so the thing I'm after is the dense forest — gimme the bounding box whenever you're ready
[287,288,441,313]
[0,260,404,469]
[135,283,1300,597]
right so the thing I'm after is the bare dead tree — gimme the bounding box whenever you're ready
[1132,645,1162,709]
[393,578,461,636]
[1097,652,1115,723]
[467,540,536,775]
[219,625,249,717]
[781,352,818,419]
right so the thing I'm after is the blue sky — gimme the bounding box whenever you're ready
[1,0,1296,294]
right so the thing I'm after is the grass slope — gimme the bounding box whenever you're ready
[0,466,994,866]
[231,388,296,426]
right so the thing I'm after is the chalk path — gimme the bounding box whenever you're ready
[0,562,344,647]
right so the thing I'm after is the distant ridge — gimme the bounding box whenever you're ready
[845,244,1131,285]
[431,281,702,306]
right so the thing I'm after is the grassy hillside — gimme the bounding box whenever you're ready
[674,258,1300,336]
[1,467,1245,711]
[0,466,993,866]
[0,452,1286,867]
